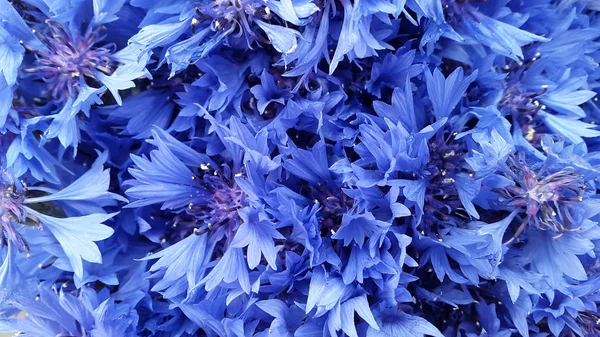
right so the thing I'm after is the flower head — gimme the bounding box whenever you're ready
[421,130,471,235]
[0,153,121,279]
[23,21,115,102]
[497,154,588,243]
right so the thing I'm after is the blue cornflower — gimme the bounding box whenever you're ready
[353,67,479,237]
[473,135,599,244]
[497,57,600,149]
[125,127,253,299]
[8,1,144,108]
[0,153,123,278]
[0,1,150,152]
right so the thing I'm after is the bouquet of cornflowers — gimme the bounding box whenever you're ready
[1,0,600,336]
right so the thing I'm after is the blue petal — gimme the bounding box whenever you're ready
[202,247,251,294]
[460,10,549,60]
[455,174,481,219]
[332,212,390,248]
[425,67,477,119]
[25,210,116,278]
[0,27,24,86]
[230,208,284,270]
[267,0,318,26]
[543,113,600,144]
[24,152,126,203]
[368,309,443,337]
[125,130,211,209]
[256,20,302,55]
[366,49,421,98]
[92,0,127,25]
[0,75,12,128]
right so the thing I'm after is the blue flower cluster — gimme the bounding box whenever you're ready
[1,0,600,336]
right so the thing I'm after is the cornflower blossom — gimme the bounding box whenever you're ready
[0,152,122,281]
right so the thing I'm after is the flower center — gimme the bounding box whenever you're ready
[0,176,32,254]
[422,131,469,235]
[195,0,270,38]
[170,164,247,240]
[24,21,114,101]
[498,60,547,143]
[310,185,352,236]
[577,311,600,336]
[497,156,586,243]
[191,174,245,230]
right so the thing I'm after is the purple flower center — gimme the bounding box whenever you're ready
[576,311,600,336]
[0,177,31,254]
[195,0,269,40]
[497,156,586,243]
[499,60,548,143]
[311,186,353,236]
[24,21,114,101]
[169,164,246,242]
[422,132,469,235]
[191,176,245,230]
